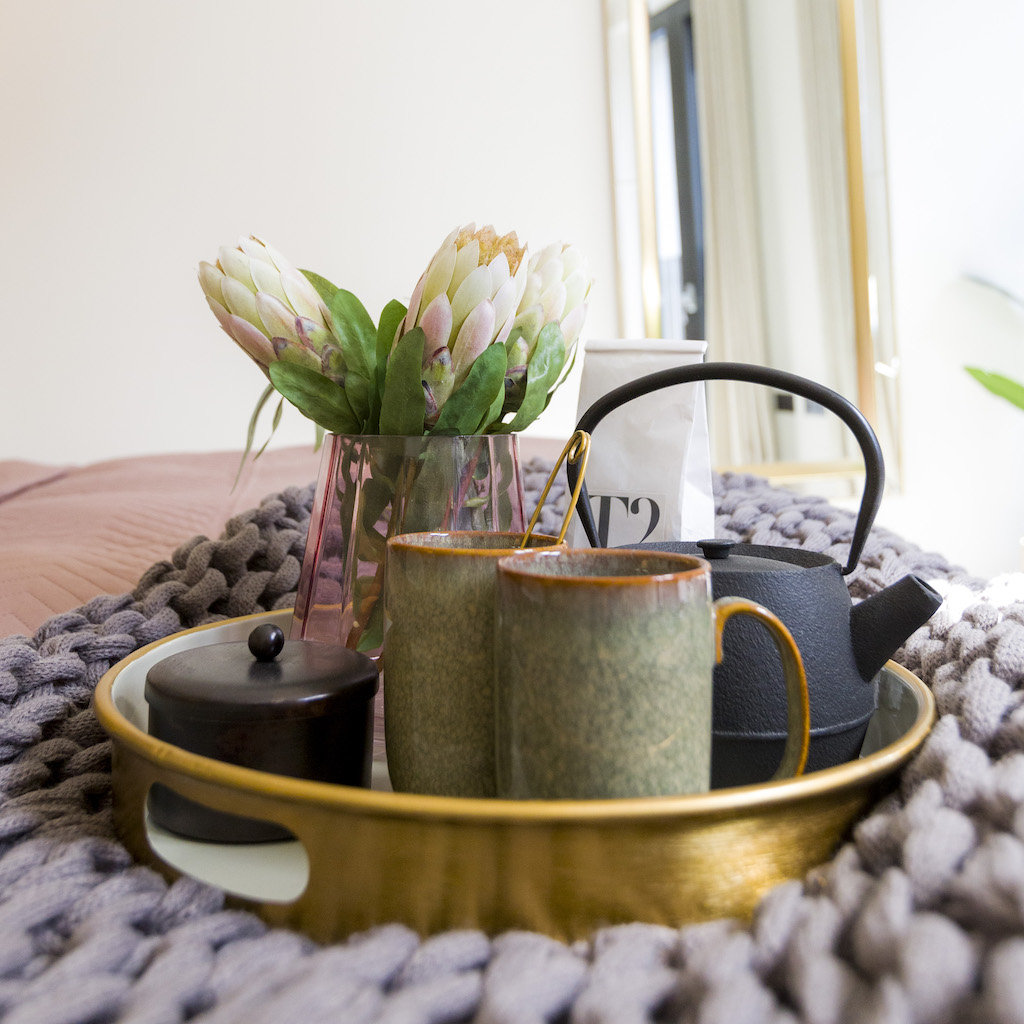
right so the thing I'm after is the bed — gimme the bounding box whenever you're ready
[0,447,323,637]
[1,450,1023,1022]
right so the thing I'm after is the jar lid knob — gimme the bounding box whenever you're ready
[248,623,286,662]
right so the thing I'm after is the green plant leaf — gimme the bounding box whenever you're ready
[498,327,528,418]
[356,521,388,563]
[551,337,580,393]
[300,269,340,308]
[538,339,581,416]
[379,327,426,435]
[268,360,361,434]
[329,289,377,379]
[481,371,509,433]
[374,299,408,432]
[344,371,374,431]
[301,271,380,427]
[431,343,506,435]
[254,397,285,459]
[503,322,567,432]
[357,601,384,653]
[243,382,275,460]
[361,476,397,531]
[233,382,277,488]
[966,367,1024,411]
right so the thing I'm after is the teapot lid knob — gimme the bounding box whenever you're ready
[697,538,736,560]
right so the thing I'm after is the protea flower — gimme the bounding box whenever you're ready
[512,241,592,360]
[199,236,345,382]
[200,224,590,441]
[395,224,530,421]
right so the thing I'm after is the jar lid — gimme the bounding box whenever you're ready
[145,624,379,722]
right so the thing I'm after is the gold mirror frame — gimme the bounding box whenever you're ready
[604,0,902,488]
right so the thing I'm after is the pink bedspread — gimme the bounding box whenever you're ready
[0,447,322,637]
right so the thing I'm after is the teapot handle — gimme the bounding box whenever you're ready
[567,361,884,575]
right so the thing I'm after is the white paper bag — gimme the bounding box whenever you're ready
[571,339,714,548]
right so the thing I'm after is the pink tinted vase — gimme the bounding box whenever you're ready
[291,433,526,658]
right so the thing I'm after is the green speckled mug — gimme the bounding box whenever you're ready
[494,549,809,800]
[384,531,563,797]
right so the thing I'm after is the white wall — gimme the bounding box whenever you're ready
[872,0,1024,578]
[0,0,619,465]
[5,0,1022,580]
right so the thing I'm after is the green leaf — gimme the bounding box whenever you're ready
[300,269,340,308]
[374,299,408,432]
[379,327,426,435]
[268,360,361,434]
[538,339,581,416]
[329,289,377,380]
[254,397,285,459]
[357,601,384,653]
[233,382,277,489]
[356,521,388,563]
[550,337,579,393]
[481,370,509,433]
[498,327,528,417]
[326,289,378,427]
[504,322,567,432]
[360,475,397,530]
[301,272,380,427]
[966,367,1024,411]
[344,371,374,431]
[243,383,275,460]
[500,378,526,419]
[431,343,507,435]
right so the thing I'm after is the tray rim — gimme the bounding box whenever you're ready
[94,609,935,824]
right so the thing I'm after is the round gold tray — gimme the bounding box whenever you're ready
[94,609,934,943]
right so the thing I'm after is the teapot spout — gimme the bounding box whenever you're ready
[850,574,942,682]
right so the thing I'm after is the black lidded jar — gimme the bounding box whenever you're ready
[144,623,379,843]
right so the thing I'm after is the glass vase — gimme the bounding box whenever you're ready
[291,433,526,658]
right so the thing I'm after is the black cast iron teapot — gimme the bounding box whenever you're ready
[567,362,942,787]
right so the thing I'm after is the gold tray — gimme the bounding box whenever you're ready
[94,609,934,942]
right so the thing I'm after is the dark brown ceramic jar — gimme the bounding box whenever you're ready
[144,623,378,842]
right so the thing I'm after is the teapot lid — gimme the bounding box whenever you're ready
[695,539,834,574]
[145,623,379,722]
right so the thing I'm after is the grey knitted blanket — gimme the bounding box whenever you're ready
[1,463,1022,1023]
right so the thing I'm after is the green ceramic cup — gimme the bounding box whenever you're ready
[494,549,809,800]
[383,531,563,797]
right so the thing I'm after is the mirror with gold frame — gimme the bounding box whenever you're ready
[604,0,901,491]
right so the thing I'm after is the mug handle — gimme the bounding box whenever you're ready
[713,596,810,780]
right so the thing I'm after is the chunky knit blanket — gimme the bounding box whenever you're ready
[1,463,1023,1024]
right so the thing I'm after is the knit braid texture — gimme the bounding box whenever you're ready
[0,464,1022,1023]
